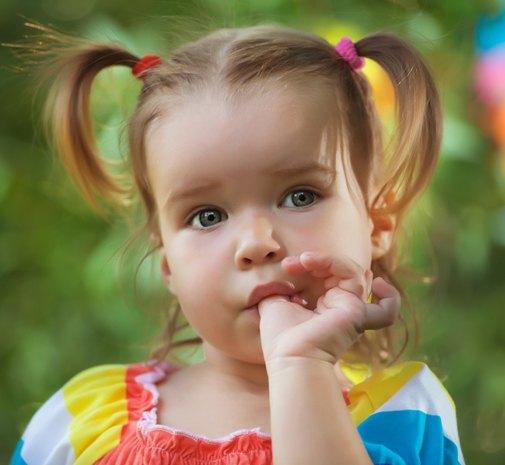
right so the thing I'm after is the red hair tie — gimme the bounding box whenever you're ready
[132,54,162,79]
[335,37,365,72]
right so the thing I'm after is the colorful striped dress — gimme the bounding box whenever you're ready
[10,361,465,465]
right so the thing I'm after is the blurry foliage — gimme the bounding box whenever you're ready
[1,0,505,463]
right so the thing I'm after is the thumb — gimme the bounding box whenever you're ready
[257,295,291,317]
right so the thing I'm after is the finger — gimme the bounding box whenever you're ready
[319,285,355,310]
[338,276,366,301]
[282,252,348,278]
[281,255,306,275]
[371,277,401,302]
[302,253,369,300]
[338,269,373,301]
[283,252,362,281]
[257,294,291,314]
[300,252,359,279]
[362,278,401,329]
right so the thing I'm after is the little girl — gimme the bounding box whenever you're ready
[11,23,465,465]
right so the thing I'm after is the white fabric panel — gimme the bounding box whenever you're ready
[21,389,75,465]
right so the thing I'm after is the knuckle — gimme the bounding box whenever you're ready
[325,286,347,301]
[385,313,397,326]
[385,306,400,326]
[348,303,367,331]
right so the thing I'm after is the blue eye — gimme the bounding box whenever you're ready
[282,189,318,208]
[190,208,225,228]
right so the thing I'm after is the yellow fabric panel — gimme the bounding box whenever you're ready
[347,361,424,425]
[62,365,129,464]
[340,360,372,385]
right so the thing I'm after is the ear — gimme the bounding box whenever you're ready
[369,191,397,260]
[160,249,177,296]
[148,230,176,294]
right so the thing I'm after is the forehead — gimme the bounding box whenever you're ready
[145,87,336,190]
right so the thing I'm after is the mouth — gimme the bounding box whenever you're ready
[246,280,298,308]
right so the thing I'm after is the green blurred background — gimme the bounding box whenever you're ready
[1,0,505,462]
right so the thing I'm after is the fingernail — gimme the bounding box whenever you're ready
[365,270,373,298]
[291,294,308,306]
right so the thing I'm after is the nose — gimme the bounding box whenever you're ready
[234,216,286,270]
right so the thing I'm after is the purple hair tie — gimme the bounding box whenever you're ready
[335,37,365,72]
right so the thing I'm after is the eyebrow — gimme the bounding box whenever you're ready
[163,181,221,207]
[269,162,335,178]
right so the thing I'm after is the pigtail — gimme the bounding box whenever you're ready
[350,34,442,364]
[30,24,140,210]
[356,33,442,215]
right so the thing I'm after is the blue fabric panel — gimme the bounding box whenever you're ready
[358,410,462,465]
[10,439,29,465]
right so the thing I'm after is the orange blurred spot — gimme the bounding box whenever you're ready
[489,102,505,147]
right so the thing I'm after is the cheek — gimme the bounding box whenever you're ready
[287,205,372,267]
[165,232,230,299]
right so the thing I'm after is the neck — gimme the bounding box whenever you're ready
[201,343,270,392]
[198,344,352,393]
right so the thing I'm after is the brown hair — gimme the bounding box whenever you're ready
[25,23,442,369]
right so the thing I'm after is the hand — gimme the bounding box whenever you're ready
[258,252,400,364]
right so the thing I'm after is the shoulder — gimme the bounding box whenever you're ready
[10,362,169,465]
[348,362,465,465]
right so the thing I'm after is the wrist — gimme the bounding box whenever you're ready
[266,356,336,378]
[262,342,342,368]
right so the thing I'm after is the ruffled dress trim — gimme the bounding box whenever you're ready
[93,362,273,465]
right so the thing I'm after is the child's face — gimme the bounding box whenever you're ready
[146,87,374,364]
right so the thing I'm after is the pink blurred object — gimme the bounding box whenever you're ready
[473,45,505,105]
